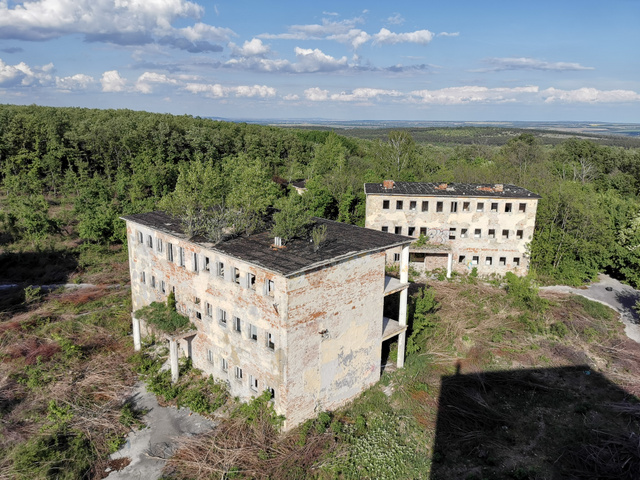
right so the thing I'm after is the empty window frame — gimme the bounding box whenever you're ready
[463,202,471,212]
[178,247,185,267]
[137,231,143,243]
[381,226,389,232]
[167,243,174,262]
[449,228,456,240]
[505,203,513,213]
[408,227,416,236]
[472,256,479,265]
[488,229,495,239]
[192,252,199,272]
[458,255,466,263]
[519,203,527,212]
[205,302,212,317]
[393,253,401,262]
[396,200,403,210]
[218,308,227,327]
[516,229,524,239]
[204,256,210,272]
[474,229,482,238]
[250,375,259,391]
[247,273,256,290]
[266,332,275,350]
[195,311,202,320]
[485,256,493,266]
[216,261,225,278]
[146,235,153,248]
[140,271,146,284]
[221,358,228,372]
[499,257,507,266]
[491,203,498,213]
[207,349,214,364]
[513,257,521,266]
[420,227,427,236]
[502,229,509,239]
[161,280,166,294]
[151,276,156,288]
[461,228,468,238]
[233,316,241,333]
[382,199,390,209]
[249,324,258,341]
[267,387,276,399]
[409,201,417,211]
[156,238,163,253]
[194,296,201,305]
[451,201,458,213]
[265,279,275,297]
[436,201,444,213]
[421,201,429,212]
[394,226,402,235]
[476,202,484,212]
[233,267,241,285]
[235,366,243,381]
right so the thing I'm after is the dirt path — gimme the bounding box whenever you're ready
[105,382,217,480]
[540,273,640,343]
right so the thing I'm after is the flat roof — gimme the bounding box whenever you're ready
[364,182,541,199]
[121,211,412,277]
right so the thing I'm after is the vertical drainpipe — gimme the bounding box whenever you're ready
[397,244,410,368]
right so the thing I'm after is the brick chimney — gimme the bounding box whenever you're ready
[437,183,448,190]
[382,180,395,189]
[494,184,504,192]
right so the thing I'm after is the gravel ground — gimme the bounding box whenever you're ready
[540,273,640,343]
[105,382,217,480]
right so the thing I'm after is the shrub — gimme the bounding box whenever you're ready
[135,301,191,334]
[504,272,548,314]
[550,321,569,338]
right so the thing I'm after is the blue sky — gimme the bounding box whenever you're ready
[0,0,638,121]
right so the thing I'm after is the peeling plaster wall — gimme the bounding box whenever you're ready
[125,222,287,414]
[366,194,538,276]
[283,252,385,428]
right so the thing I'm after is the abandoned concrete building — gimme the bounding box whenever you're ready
[122,211,413,428]
[364,181,541,276]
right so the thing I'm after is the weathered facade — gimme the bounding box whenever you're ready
[364,181,541,276]
[122,211,412,428]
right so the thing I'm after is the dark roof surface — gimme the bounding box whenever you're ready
[364,182,541,199]
[122,211,412,277]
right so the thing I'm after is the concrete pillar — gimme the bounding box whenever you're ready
[169,339,179,384]
[132,315,141,351]
[397,244,410,369]
[447,253,453,278]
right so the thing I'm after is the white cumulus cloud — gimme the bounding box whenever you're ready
[293,47,348,72]
[135,72,178,94]
[184,83,276,98]
[409,86,539,105]
[304,87,329,101]
[230,38,270,57]
[541,87,640,103]
[101,70,127,92]
[55,73,94,91]
[373,28,435,45]
[0,58,52,86]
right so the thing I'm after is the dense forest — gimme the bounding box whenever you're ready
[1,103,639,287]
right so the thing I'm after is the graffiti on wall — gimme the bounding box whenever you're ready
[424,228,450,244]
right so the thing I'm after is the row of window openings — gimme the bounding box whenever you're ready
[383,200,527,213]
[200,304,276,350]
[460,255,521,267]
[140,272,170,294]
[207,350,275,397]
[136,233,274,297]
[382,226,524,240]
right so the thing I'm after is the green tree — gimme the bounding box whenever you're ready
[271,192,312,243]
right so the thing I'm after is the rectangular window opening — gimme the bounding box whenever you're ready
[167,243,174,262]
[221,358,228,372]
[147,235,153,248]
[266,332,275,350]
[486,257,493,266]
[234,316,241,333]
[137,231,143,243]
[502,229,509,239]
[140,271,146,284]
[207,349,214,364]
[204,256,210,272]
[265,279,275,297]
[491,203,498,213]
[449,228,456,240]
[436,201,444,213]
[474,229,482,238]
[421,201,429,212]
[249,324,258,341]
[250,375,258,391]
[519,203,527,212]
[396,200,403,210]
[382,199,390,209]
[461,228,468,238]
[178,247,185,267]
[156,238,163,253]
[514,257,521,266]
[393,253,401,262]
[409,201,417,211]
[463,202,470,212]
[205,302,212,317]
[472,256,479,265]
[419,227,427,236]
[488,229,495,239]
[408,226,416,236]
[218,309,227,326]
[381,226,388,232]
[233,267,241,285]
[151,276,156,288]
[161,280,166,294]
[476,202,484,212]
[394,226,402,235]
[217,261,225,278]
[505,203,512,213]
[451,201,458,213]
[499,257,507,266]
[458,255,466,263]
[195,311,202,320]
[192,252,198,272]
[516,230,524,239]
[247,273,256,290]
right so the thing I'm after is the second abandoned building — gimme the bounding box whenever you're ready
[122,212,412,429]
[365,181,541,276]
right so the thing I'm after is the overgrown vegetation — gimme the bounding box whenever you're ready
[134,301,192,334]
